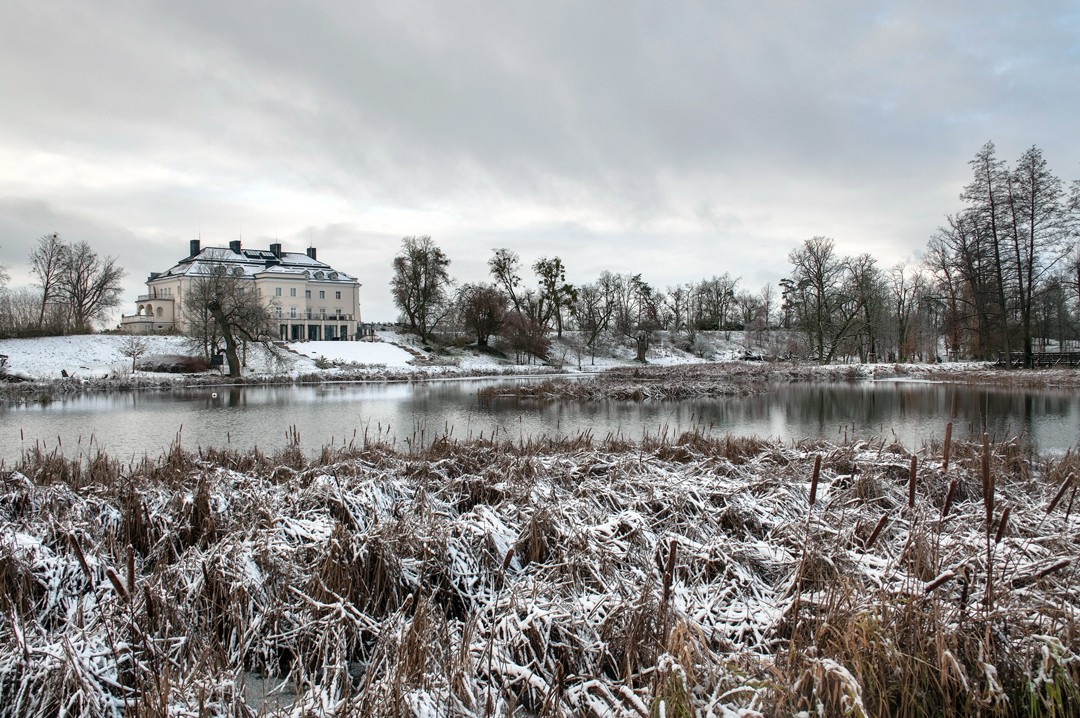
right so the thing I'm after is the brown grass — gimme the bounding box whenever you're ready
[0,430,1076,717]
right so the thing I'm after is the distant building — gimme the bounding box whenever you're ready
[120,239,362,340]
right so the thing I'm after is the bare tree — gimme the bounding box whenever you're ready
[183,266,277,377]
[1005,146,1070,366]
[664,283,693,338]
[502,309,550,363]
[0,287,40,339]
[533,256,576,337]
[60,241,125,333]
[572,276,618,364]
[784,237,866,364]
[120,334,151,373]
[391,236,453,343]
[29,232,69,330]
[489,248,524,314]
[692,274,739,330]
[610,273,661,362]
[960,141,1013,362]
[456,283,508,347]
[759,283,776,329]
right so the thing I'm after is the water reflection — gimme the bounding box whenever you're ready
[1,378,1077,464]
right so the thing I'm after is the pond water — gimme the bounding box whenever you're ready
[1,377,1078,465]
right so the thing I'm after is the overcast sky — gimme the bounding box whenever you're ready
[1,1,1078,321]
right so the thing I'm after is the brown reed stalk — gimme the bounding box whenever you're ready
[809,454,821,507]
[982,433,995,611]
[864,513,889,550]
[1046,472,1073,515]
[993,505,1011,544]
[982,433,994,532]
[105,566,129,601]
[941,479,958,521]
[942,421,952,472]
[660,539,678,644]
[127,544,136,596]
[923,570,955,594]
[68,533,93,584]
[143,584,156,624]
[1010,558,1071,588]
[908,455,917,510]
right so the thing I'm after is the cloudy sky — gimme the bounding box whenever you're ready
[1,1,1078,321]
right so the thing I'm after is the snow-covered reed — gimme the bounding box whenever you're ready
[1,429,1077,716]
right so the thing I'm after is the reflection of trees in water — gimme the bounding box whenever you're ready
[608,383,1080,451]
[13,380,1079,467]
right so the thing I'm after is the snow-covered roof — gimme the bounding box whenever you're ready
[150,246,358,284]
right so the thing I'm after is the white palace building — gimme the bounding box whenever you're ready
[121,239,362,341]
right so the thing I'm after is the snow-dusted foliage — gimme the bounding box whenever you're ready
[0,432,1077,716]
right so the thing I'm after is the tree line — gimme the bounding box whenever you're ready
[392,142,1080,365]
[0,233,125,337]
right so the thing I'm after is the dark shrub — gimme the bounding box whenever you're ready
[137,354,211,373]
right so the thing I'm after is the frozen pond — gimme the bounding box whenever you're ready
[2,376,1078,464]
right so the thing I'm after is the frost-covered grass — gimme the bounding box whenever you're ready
[1,431,1078,717]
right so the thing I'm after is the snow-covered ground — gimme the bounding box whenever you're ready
[0,330,715,382]
[0,332,470,380]
[0,334,200,380]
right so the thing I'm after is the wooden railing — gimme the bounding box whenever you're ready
[995,352,1080,367]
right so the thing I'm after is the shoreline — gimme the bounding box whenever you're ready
[5,356,1080,404]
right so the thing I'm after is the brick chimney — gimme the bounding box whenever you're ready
[306,247,317,261]
[270,242,282,258]
[230,240,242,253]
[189,239,201,257]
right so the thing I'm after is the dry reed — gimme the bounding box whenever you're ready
[0,429,1076,717]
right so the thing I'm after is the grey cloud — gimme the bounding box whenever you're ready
[2,1,1078,321]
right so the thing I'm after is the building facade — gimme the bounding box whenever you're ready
[121,239,362,340]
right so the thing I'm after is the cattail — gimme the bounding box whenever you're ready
[994,505,1011,544]
[1065,486,1077,522]
[924,570,955,594]
[127,544,136,596]
[661,539,678,604]
[143,584,156,623]
[941,479,958,521]
[501,547,515,573]
[1011,558,1071,588]
[864,513,889,550]
[809,454,821,507]
[106,567,129,600]
[1033,558,1070,581]
[68,534,93,584]
[908,455,918,509]
[1046,473,1073,515]
[982,433,994,531]
[942,422,953,472]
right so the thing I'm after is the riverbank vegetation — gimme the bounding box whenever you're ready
[2,429,1077,716]
[384,142,1080,370]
